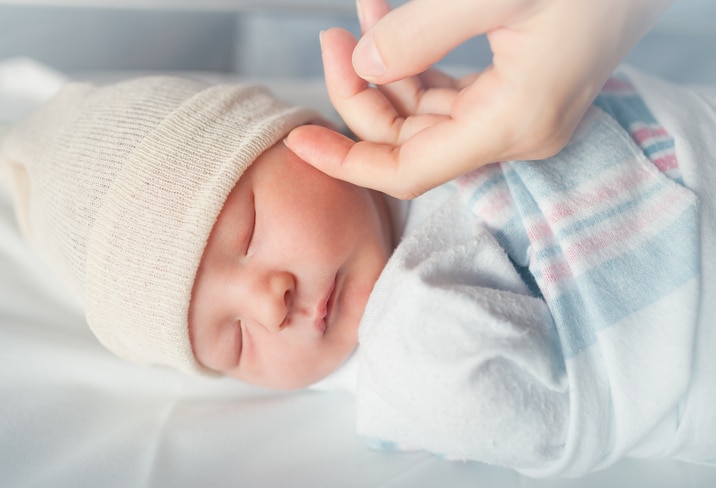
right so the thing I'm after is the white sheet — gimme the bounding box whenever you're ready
[2,50,716,488]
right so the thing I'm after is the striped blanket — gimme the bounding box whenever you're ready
[455,74,699,361]
[356,74,702,476]
[454,74,701,474]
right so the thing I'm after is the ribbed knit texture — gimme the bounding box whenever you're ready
[0,76,318,374]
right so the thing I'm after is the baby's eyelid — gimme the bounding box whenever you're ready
[235,320,244,365]
[244,193,256,256]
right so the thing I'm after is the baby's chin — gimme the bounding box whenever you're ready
[229,348,357,391]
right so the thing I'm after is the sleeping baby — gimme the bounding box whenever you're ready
[0,67,714,477]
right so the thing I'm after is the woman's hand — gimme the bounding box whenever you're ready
[286,0,673,199]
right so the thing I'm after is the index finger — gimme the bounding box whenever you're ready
[321,27,404,144]
[286,116,486,200]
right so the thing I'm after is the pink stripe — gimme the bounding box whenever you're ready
[563,187,690,267]
[456,169,483,191]
[531,184,692,296]
[474,189,514,222]
[653,153,679,173]
[545,166,652,225]
[526,220,552,242]
[602,77,635,94]
[456,165,499,191]
[630,125,669,146]
[540,260,574,289]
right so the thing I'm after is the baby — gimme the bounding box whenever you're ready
[1,69,715,477]
[0,76,392,391]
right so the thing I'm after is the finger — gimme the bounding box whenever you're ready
[288,69,525,198]
[285,125,355,177]
[321,28,461,144]
[419,67,459,90]
[355,0,453,118]
[320,27,404,144]
[376,67,459,118]
[382,82,457,118]
[285,125,402,193]
[356,0,391,35]
[290,68,572,200]
[284,123,448,200]
[456,71,482,90]
[356,0,462,118]
[353,0,517,84]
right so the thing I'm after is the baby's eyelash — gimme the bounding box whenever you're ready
[245,194,256,255]
[234,320,244,366]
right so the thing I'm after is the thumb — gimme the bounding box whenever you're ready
[353,0,505,84]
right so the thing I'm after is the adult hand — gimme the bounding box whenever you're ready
[286,0,673,199]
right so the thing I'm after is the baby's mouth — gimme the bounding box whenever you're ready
[314,276,337,335]
[324,276,337,330]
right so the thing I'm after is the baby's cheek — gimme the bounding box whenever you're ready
[245,339,340,390]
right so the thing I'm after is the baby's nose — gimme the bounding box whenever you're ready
[254,271,294,332]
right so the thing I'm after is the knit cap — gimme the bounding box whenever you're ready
[0,76,318,374]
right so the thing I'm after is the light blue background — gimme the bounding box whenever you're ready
[0,0,714,83]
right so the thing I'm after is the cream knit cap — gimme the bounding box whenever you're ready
[0,76,318,374]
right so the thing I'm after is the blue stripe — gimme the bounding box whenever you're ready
[549,204,699,358]
[464,168,509,209]
[641,139,674,156]
[505,127,640,201]
[539,175,669,242]
[594,75,682,185]
[457,77,699,363]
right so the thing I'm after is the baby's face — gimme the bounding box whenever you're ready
[189,141,393,389]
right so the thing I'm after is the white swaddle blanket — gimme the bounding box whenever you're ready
[355,68,716,477]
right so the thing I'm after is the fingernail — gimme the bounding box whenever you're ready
[319,30,325,50]
[353,34,386,79]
